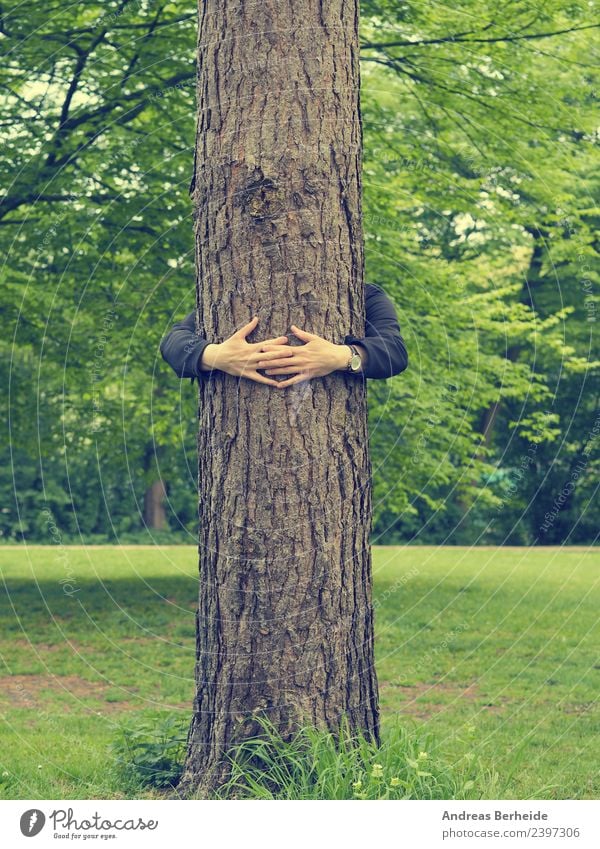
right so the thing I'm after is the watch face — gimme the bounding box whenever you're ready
[351,353,361,371]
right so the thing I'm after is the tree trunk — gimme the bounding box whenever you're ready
[178,0,379,797]
[142,479,167,530]
[142,432,167,531]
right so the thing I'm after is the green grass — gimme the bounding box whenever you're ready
[107,711,495,800]
[210,713,495,800]
[0,545,598,799]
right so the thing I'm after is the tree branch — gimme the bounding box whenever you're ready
[360,22,600,51]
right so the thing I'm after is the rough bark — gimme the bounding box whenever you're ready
[178,0,379,798]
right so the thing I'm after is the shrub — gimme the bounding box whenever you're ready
[108,714,188,790]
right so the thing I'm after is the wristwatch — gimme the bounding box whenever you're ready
[346,344,362,373]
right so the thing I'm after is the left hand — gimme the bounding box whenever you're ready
[255,324,348,388]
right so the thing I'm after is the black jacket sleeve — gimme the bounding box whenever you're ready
[159,283,408,385]
[344,283,408,379]
[159,311,212,385]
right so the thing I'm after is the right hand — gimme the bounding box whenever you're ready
[199,316,292,386]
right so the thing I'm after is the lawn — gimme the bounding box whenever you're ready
[0,545,598,800]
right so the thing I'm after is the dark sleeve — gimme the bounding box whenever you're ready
[343,283,409,379]
[159,311,213,386]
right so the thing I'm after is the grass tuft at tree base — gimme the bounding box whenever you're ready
[108,711,498,800]
[213,713,497,800]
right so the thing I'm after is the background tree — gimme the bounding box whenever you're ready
[1,1,597,548]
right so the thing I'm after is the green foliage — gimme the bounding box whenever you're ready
[359,3,599,539]
[214,714,494,800]
[1,1,598,544]
[108,714,188,790]
[106,711,494,800]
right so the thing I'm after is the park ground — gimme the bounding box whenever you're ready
[0,545,598,800]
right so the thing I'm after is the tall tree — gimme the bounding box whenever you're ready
[177,0,379,797]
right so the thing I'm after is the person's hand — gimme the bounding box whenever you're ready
[200,316,290,386]
[255,324,350,388]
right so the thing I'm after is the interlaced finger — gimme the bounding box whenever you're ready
[244,370,282,386]
[265,365,304,375]
[253,350,296,366]
[250,336,288,348]
[275,372,311,388]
